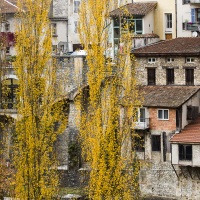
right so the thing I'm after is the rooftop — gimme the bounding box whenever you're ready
[170,117,200,143]
[139,85,200,108]
[110,2,157,17]
[133,37,200,56]
[1,0,18,14]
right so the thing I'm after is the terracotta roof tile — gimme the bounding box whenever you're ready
[0,0,18,14]
[133,38,200,56]
[170,117,200,143]
[139,86,200,108]
[110,2,157,17]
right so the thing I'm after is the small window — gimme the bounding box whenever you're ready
[74,1,80,13]
[166,68,174,85]
[52,45,57,54]
[166,58,174,62]
[152,135,161,151]
[183,0,190,4]
[74,21,78,33]
[5,23,10,32]
[6,47,10,54]
[132,135,145,152]
[166,13,172,30]
[179,144,192,160]
[51,23,57,36]
[147,68,156,85]
[158,109,169,120]
[185,69,194,85]
[148,58,156,63]
[186,57,194,63]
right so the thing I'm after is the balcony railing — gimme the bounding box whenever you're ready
[183,22,200,32]
[190,0,200,3]
[133,118,149,130]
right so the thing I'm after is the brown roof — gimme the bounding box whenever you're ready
[170,117,200,143]
[1,0,18,14]
[133,37,200,56]
[110,2,157,17]
[139,86,200,108]
[133,33,159,38]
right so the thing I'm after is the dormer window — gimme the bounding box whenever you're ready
[186,57,194,63]
[148,58,156,63]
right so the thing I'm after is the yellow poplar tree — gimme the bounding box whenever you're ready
[13,0,68,199]
[78,0,141,199]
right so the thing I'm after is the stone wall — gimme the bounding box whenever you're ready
[135,56,200,86]
[140,161,200,200]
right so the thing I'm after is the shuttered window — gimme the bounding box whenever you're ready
[147,68,156,85]
[166,68,174,85]
[185,69,194,85]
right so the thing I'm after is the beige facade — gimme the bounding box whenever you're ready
[134,0,176,39]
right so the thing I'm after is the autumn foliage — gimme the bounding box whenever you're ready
[78,0,141,199]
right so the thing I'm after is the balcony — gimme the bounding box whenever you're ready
[183,22,200,32]
[190,0,200,3]
[133,118,149,130]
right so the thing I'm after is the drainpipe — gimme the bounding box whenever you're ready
[175,0,177,38]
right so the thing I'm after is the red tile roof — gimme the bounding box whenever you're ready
[1,0,18,14]
[133,37,200,56]
[110,2,157,16]
[139,86,200,108]
[170,117,200,143]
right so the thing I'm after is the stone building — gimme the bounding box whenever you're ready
[133,37,200,199]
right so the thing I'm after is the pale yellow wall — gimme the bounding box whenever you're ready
[134,0,176,39]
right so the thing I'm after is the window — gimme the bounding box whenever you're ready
[183,0,190,4]
[5,23,10,32]
[166,57,174,63]
[158,109,169,120]
[187,106,199,120]
[74,1,80,13]
[74,21,78,33]
[1,78,18,109]
[186,57,194,63]
[166,68,174,85]
[185,69,194,85]
[165,13,172,32]
[51,23,57,36]
[133,135,145,152]
[52,45,57,54]
[179,144,192,160]
[152,135,161,151]
[147,68,156,85]
[6,47,10,54]
[148,57,156,63]
[126,17,143,34]
[191,8,200,23]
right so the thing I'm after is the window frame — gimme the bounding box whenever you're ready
[166,57,174,63]
[158,109,169,120]
[51,23,57,36]
[186,57,195,63]
[185,68,194,85]
[5,23,10,32]
[148,57,156,63]
[147,68,156,85]
[179,144,192,161]
[74,0,80,13]
[152,135,161,151]
[166,68,174,85]
[165,13,172,32]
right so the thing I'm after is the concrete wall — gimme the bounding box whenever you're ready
[143,10,155,34]
[136,56,200,86]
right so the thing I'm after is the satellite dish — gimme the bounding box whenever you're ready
[192,31,198,37]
